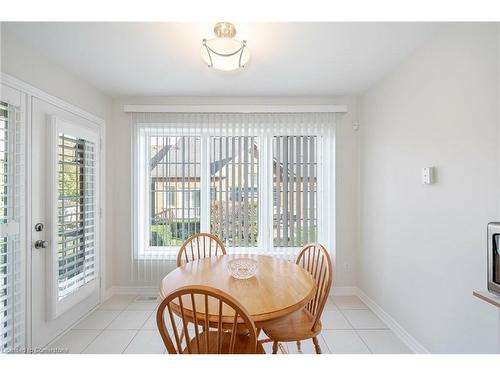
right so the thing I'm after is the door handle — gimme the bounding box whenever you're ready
[34,240,49,249]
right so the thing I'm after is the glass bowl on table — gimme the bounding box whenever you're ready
[226,258,258,279]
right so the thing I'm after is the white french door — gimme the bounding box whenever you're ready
[31,98,101,349]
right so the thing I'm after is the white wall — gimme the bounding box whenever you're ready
[108,96,359,289]
[359,23,500,353]
[0,25,111,120]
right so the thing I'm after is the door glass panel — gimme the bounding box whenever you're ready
[0,100,25,352]
[57,134,96,300]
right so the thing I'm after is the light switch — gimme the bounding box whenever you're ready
[422,167,435,185]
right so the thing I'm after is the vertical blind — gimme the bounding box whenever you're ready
[273,136,317,248]
[149,136,201,247]
[210,136,259,248]
[0,101,25,353]
[131,112,335,283]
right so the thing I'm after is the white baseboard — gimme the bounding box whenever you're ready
[330,286,360,296]
[105,286,160,299]
[330,286,428,354]
[354,288,429,354]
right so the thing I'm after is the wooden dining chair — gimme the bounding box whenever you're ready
[156,285,265,354]
[261,243,333,354]
[177,233,226,267]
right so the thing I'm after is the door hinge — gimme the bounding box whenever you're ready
[99,208,103,219]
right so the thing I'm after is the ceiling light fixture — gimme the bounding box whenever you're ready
[201,22,250,71]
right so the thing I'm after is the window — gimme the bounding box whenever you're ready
[133,113,335,263]
[147,135,201,248]
[273,136,317,247]
[57,134,97,300]
[184,191,200,210]
[210,136,258,248]
[163,188,177,208]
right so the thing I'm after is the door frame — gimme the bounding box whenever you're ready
[0,72,107,350]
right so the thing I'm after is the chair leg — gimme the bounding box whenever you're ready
[272,341,279,354]
[279,343,288,354]
[296,341,302,352]
[312,336,321,354]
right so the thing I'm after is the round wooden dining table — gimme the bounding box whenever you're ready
[160,254,316,326]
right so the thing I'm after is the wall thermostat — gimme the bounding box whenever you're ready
[422,167,435,185]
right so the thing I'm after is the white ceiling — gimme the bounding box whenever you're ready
[3,22,441,98]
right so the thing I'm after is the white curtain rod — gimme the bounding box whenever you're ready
[123,104,348,113]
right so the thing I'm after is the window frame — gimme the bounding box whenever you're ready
[133,124,334,261]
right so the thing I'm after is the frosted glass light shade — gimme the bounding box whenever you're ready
[200,23,250,71]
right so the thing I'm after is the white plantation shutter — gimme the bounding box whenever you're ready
[57,134,97,300]
[0,100,25,353]
[131,112,335,282]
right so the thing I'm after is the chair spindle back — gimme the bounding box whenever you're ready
[156,285,258,354]
[296,243,333,331]
[177,233,226,267]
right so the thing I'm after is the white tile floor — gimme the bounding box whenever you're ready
[47,295,412,354]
